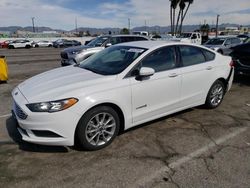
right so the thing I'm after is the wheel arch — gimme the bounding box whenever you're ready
[74,102,125,144]
[217,77,227,91]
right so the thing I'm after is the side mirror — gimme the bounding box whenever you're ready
[139,67,155,77]
[105,43,112,47]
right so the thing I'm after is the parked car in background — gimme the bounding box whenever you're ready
[60,35,149,66]
[34,41,53,47]
[12,41,234,150]
[53,39,81,48]
[8,39,34,49]
[237,34,250,42]
[204,37,242,55]
[176,32,202,45]
[0,40,13,48]
[243,37,250,43]
[230,42,250,76]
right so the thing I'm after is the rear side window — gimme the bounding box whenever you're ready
[201,49,215,61]
[179,46,206,67]
[141,46,176,72]
[232,38,241,44]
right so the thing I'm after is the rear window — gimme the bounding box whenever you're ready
[201,49,215,61]
[179,46,206,67]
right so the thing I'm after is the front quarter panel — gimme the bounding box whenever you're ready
[70,78,132,131]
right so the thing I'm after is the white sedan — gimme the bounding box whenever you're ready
[34,40,53,47]
[12,41,234,150]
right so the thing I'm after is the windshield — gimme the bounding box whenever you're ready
[205,38,225,45]
[87,36,109,47]
[79,45,147,75]
[178,33,192,38]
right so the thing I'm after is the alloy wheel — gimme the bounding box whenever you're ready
[85,112,116,146]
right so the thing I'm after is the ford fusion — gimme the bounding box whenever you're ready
[12,41,234,150]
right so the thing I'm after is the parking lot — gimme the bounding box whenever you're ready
[0,47,249,188]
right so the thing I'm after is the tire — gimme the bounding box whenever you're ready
[35,44,39,48]
[205,80,225,109]
[76,106,120,151]
[48,44,52,47]
[25,45,31,49]
[8,45,14,49]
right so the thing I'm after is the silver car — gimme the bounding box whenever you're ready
[60,35,149,66]
[204,37,242,55]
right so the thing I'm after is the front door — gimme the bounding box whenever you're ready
[130,46,181,125]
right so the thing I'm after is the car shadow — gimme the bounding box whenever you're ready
[5,116,69,153]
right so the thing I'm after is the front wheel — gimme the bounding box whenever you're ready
[205,80,225,109]
[76,106,120,150]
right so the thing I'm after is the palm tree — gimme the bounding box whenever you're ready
[175,0,186,35]
[179,0,194,34]
[169,0,180,35]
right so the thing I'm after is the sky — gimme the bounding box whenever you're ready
[0,0,250,30]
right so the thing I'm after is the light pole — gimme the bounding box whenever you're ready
[31,17,35,33]
[215,14,220,38]
[128,18,131,34]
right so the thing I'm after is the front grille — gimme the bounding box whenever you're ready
[14,102,28,120]
[60,51,68,59]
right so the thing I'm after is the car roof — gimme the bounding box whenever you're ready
[98,35,148,38]
[115,40,199,49]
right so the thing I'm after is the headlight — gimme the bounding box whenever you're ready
[26,98,78,113]
[71,50,81,55]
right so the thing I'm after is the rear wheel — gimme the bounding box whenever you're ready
[25,45,31,49]
[76,106,120,150]
[8,45,14,49]
[205,80,225,109]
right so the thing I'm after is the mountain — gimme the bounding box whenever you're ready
[0,23,249,34]
[0,26,65,33]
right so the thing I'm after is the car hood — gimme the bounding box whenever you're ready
[17,66,116,103]
[62,45,90,53]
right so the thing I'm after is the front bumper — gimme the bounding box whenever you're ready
[12,89,81,146]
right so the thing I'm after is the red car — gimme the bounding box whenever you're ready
[0,40,13,48]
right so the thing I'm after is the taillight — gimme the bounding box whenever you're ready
[229,60,235,67]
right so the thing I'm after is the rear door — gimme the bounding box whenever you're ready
[178,45,216,107]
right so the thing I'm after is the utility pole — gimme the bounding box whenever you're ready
[128,18,131,34]
[75,17,78,33]
[31,17,35,33]
[215,14,220,38]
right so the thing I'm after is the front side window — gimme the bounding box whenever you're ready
[140,46,176,72]
[80,45,147,75]
[87,36,109,47]
[180,46,206,67]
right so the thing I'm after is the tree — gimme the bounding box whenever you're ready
[169,0,194,35]
[120,28,130,34]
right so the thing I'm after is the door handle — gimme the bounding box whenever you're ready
[206,66,213,70]
[168,73,178,78]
